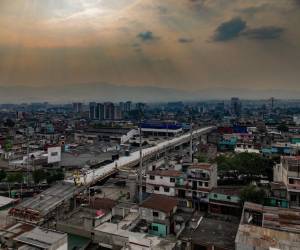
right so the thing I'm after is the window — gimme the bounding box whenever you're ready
[227,196,231,200]
[154,186,159,191]
[152,225,158,231]
[160,176,163,179]
[170,178,175,183]
[149,175,155,180]
[214,194,218,198]
[291,195,297,202]
[289,179,295,184]
[51,152,58,156]
[153,211,159,217]
[204,182,208,187]
[164,187,170,192]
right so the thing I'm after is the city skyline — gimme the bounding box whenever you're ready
[0,0,300,101]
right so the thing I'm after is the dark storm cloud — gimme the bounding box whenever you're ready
[242,26,284,40]
[178,37,193,43]
[213,17,247,41]
[137,31,157,42]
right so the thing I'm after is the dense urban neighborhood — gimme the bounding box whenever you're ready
[0,99,299,249]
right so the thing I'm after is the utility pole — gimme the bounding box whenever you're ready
[139,112,143,204]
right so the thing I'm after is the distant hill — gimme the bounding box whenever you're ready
[0,83,299,103]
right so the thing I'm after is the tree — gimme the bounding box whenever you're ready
[46,169,65,184]
[7,172,23,198]
[32,169,47,184]
[3,139,13,152]
[0,169,6,182]
[240,185,266,205]
[277,124,289,133]
[215,153,274,181]
[7,172,23,183]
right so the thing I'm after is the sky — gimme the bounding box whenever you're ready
[0,0,299,101]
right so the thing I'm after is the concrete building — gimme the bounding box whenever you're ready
[231,97,242,117]
[89,102,105,121]
[208,187,242,217]
[180,213,239,250]
[15,227,68,250]
[104,102,115,120]
[139,194,178,237]
[146,170,183,197]
[274,156,300,208]
[72,102,83,113]
[141,123,183,137]
[178,163,218,204]
[235,202,300,250]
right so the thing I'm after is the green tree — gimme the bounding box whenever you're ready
[7,172,23,183]
[0,169,6,182]
[32,169,47,184]
[240,185,266,205]
[277,124,289,133]
[46,169,65,184]
[197,153,208,163]
[3,139,13,152]
[7,172,23,198]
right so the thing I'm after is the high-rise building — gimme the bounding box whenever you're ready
[104,102,115,120]
[89,102,105,120]
[114,105,123,120]
[89,102,98,120]
[230,97,242,117]
[73,102,83,113]
[124,101,132,112]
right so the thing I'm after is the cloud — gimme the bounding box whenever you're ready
[178,37,194,43]
[213,17,247,41]
[242,26,284,40]
[137,31,157,42]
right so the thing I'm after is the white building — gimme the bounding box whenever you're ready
[146,170,182,197]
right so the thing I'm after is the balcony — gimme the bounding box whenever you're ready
[187,175,210,181]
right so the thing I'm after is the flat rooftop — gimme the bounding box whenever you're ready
[11,182,80,221]
[180,217,239,250]
[15,227,67,249]
[236,224,300,249]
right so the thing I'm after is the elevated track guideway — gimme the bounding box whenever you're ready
[9,126,215,224]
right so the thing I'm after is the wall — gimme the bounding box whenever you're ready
[149,222,167,237]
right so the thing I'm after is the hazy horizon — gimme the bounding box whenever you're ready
[0,0,300,101]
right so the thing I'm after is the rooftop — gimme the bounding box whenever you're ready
[147,169,183,177]
[15,227,67,249]
[188,163,214,171]
[243,202,300,233]
[10,182,80,222]
[140,194,178,214]
[0,195,17,208]
[236,224,300,249]
[180,217,239,250]
[90,197,117,212]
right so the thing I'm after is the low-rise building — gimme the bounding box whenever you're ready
[139,194,178,237]
[208,187,242,217]
[146,170,183,197]
[274,156,300,208]
[235,202,300,250]
[14,227,68,250]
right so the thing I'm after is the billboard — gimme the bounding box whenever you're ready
[47,146,61,164]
